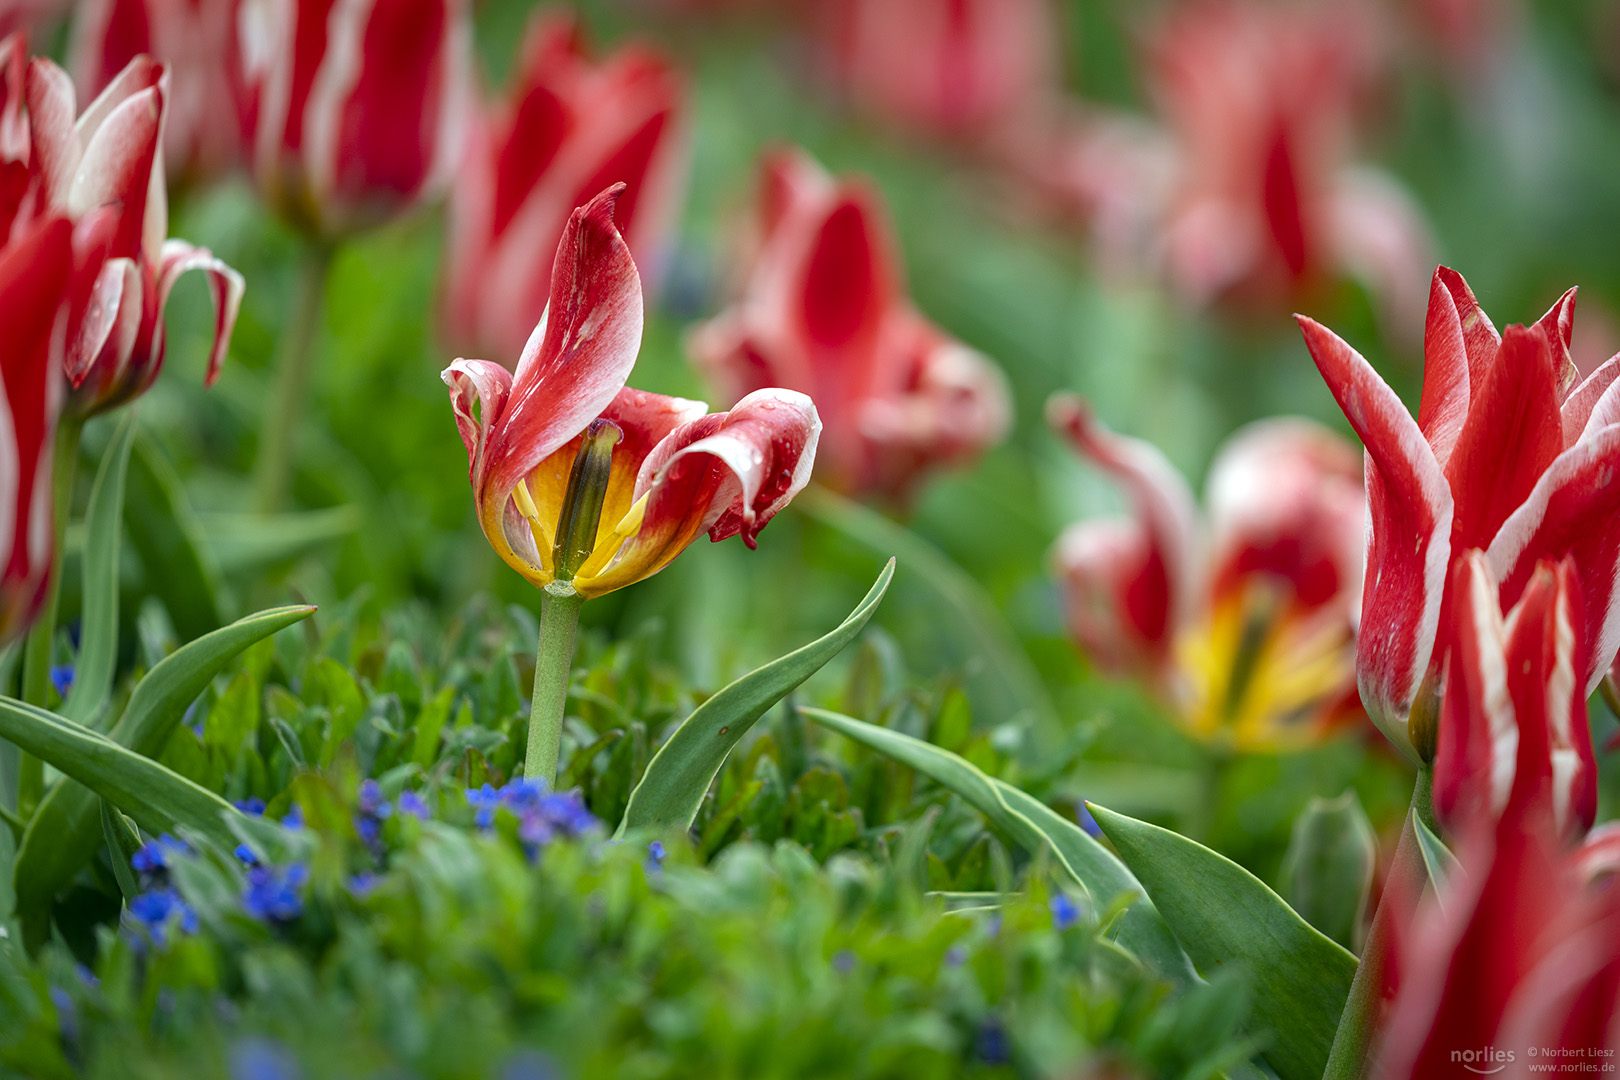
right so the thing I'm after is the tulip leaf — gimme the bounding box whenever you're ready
[13,605,315,918]
[1414,816,1459,901]
[803,706,1195,984]
[62,411,137,729]
[196,505,362,573]
[1086,803,1358,1080]
[124,435,229,642]
[618,559,894,834]
[795,486,1057,730]
[100,799,142,901]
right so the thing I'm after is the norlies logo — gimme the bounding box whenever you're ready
[1454,1047,1517,1074]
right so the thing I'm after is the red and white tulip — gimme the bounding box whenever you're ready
[444,10,685,360]
[689,148,1009,501]
[445,186,820,600]
[26,54,242,416]
[1051,395,1366,748]
[233,0,472,238]
[1298,267,1620,760]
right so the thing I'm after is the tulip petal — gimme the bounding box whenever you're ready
[1487,423,1620,696]
[441,357,513,486]
[25,57,81,205]
[64,77,162,259]
[481,186,643,502]
[1052,517,1163,676]
[1434,552,1516,832]
[1418,267,1472,468]
[1534,285,1580,402]
[1445,323,1564,553]
[1561,352,1620,446]
[1048,393,1199,662]
[1434,265,1500,391]
[1295,315,1453,752]
[575,388,819,597]
[156,239,246,388]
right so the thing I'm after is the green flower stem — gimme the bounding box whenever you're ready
[1322,766,1434,1080]
[525,584,585,785]
[17,412,85,814]
[253,244,332,514]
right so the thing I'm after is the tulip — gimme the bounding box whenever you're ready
[1434,551,1597,841]
[26,54,243,417]
[1297,267,1620,761]
[689,148,1008,501]
[443,10,686,360]
[1050,394,1366,750]
[444,186,819,782]
[0,1,70,39]
[815,0,1057,139]
[69,0,244,185]
[0,215,74,644]
[233,0,472,238]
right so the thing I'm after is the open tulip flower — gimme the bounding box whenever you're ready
[814,0,1057,140]
[69,0,244,185]
[27,53,243,416]
[1050,394,1366,750]
[1298,267,1620,762]
[689,148,1009,501]
[233,0,471,238]
[444,9,686,360]
[1435,551,1597,841]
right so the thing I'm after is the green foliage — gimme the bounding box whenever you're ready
[1276,791,1377,952]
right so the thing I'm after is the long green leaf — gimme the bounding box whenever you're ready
[0,697,241,847]
[1087,803,1357,1080]
[100,800,141,901]
[804,706,1194,984]
[62,411,137,727]
[124,435,229,641]
[796,485,1057,729]
[1414,816,1459,904]
[618,560,894,833]
[14,605,314,915]
[196,506,361,573]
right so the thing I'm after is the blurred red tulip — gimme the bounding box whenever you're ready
[27,54,243,416]
[445,186,820,600]
[1434,552,1597,841]
[816,0,1057,139]
[1050,395,1365,749]
[1298,268,1620,760]
[0,215,74,643]
[69,0,244,185]
[1023,0,1429,327]
[1372,812,1620,1077]
[0,0,70,39]
[689,148,1009,501]
[444,10,686,360]
[234,0,472,238]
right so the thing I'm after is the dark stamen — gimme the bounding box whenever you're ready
[552,418,622,581]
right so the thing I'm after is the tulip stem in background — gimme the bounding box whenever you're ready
[1322,767,1435,1080]
[254,245,333,513]
[16,412,85,813]
[525,585,585,785]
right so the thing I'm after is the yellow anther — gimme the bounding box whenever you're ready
[613,492,650,538]
[512,476,540,522]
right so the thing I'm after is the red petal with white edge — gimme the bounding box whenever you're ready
[1574,823,1620,884]
[1445,323,1564,553]
[441,357,513,486]
[1047,393,1200,657]
[1434,266,1500,391]
[64,76,163,259]
[481,185,644,500]
[1434,552,1515,834]
[1487,423,1620,696]
[1052,518,1164,677]
[157,240,244,387]
[576,388,819,597]
[1561,352,1620,445]
[1418,267,1473,469]
[25,58,80,204]
[1296,315,1453,756]
[0,33,28,163]
[1534,285,1580,401]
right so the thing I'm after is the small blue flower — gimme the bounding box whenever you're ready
[281,805,304,830]
[347,872,379,899]
[126,888,198,946]
[645,840,666,874]
[975,1017,1011,1065]
[48,664,74,700]
[1050,893,1080,931]
[1076,804,1103,838]
[465,784,500,829]
[228,1036,302,1080]
[831,949,856,974]
[131,834,190,877]
[241,863,308,924]
[233,798,267,816]
[49,985,77,1044]
[73,964,98,990]
[183,700,202,738]
[357,779,391,819]
[397,790,430,820]
[233,844,260,867]
[945,945,967,967]
[498,1050,560,1080]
